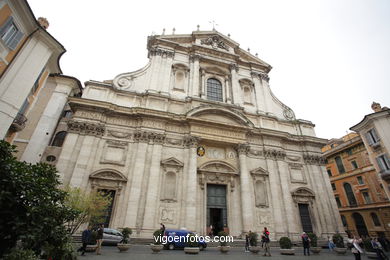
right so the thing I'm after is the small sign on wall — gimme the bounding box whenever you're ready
[197,146,205,157]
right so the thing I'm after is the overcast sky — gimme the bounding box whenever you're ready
[28,0,390,140]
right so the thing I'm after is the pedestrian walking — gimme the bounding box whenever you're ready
[160,223,165,234]
[77,226,91,256]
[302,232,311,256]
[372,237,389,260]
[327,236,335,251]
[245,234,250,252]
[348,235,363,260]
[96,224,104,255]
[262,227,271,256]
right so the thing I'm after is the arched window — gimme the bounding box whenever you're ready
[340,214,347,227]
[343,183,357,206]
[207,78,223,102]
[371,212,381,226]
[51,131,67,147]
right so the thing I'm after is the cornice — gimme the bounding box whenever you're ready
[350,109,390,132]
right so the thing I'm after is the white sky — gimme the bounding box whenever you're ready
[28,0,390,139]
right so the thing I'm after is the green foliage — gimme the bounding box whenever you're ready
[332,233,345,248]
[279,237,292,249]
[0,140,79,258]
[307,233,317,247]
[363,238,374,252]
[218,231,229,246]
[64,186,112,234]
[187,233,198,247]
[3,248,38,260]
[248,232,258,247]
[121,227,132,244]
[153,229,163,245]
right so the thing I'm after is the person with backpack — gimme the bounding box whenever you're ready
[262,227,271,256]
[302,232,311,256]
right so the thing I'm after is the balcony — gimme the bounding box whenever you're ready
[10,113,27,132]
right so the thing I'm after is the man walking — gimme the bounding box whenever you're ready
[302,232,311,256]
[77,226,91,256]
[262,227,271,256]
[96,224,104,255]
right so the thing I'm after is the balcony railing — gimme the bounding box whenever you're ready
[10,113,27,132]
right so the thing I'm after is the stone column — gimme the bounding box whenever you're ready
[190,55,200,97]
[225,76,231,103]
[124,132,149,229]
[161,52,174,94]
[150,52,163,91]
[56,132,81,185]
[251,72,265,113]
[230,64,242,106]
[142,135,164,232]
[184,135,199,231]
[200,69,206,99]
[237,144,254,232]
[259,73,271,114]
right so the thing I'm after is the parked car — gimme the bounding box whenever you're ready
[163,229,207,250]
[102,228,123,245]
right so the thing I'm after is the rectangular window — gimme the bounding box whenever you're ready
[362,191,372,204]
[327,169,332,177]
[335,196,341,208]
[357,176,364,185]
[0,17,24,50]
[30,68,45,96]
[347,149,353,156]
[331,183,336,191]
[366,128,380,146]
[335,156,346,174]
[376,154,390,173]
[351,160,358,169]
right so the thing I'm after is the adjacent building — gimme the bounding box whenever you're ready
[351,102,390,200]
[47,30,344,239]
[0,0,66,140]
[323,133,390,238]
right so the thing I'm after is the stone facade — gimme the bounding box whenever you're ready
[53,30,343,239]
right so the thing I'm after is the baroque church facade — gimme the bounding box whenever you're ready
[53,30,344,239]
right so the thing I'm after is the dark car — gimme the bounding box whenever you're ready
[102,228,123,245]
[163,229,207,250]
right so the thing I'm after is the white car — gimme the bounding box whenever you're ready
[102,228,124,245]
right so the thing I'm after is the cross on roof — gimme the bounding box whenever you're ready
[209,20,218,31]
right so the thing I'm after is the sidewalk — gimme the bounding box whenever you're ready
[79,244,385,259]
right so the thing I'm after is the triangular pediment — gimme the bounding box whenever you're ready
[161,157,183,167]
[250,167,268,176]
[148,31,271,69]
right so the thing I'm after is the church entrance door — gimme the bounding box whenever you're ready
[298,203,313,233]
[207,184,227,236]
[98,189,116,227]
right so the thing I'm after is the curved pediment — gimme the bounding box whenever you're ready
[187,105,254,127]
[291,187,315,198]
[90,169,127,182]
[198,161,238,174]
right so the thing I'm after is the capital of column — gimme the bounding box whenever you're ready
[189,54,201,62]
[183,135,200,148]
[236,143,250,155]
[259,72,270,82]
[229,63,239,73]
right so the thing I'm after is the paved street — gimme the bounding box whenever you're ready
[79,245,385,259]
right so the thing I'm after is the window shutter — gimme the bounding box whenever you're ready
[0,16,13,37]
[384,155,390,170]
[8,30,24,50]
[376,156,386,172]
[371,128,380,143]
[366,132,374,145]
